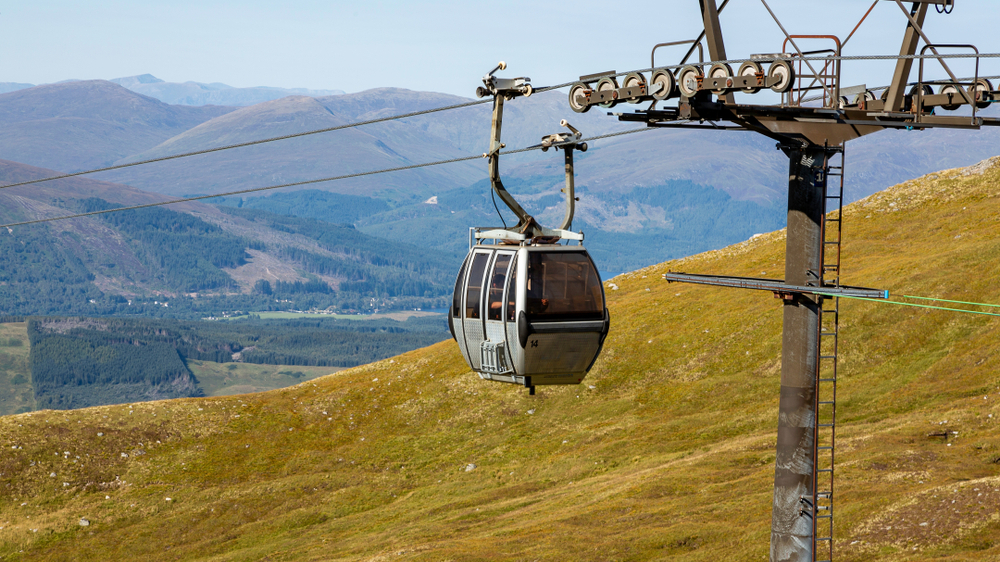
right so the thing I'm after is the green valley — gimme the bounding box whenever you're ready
[0,314,448,415]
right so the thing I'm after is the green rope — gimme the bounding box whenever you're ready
[900,295,1000,309]
[814,292,1000,318]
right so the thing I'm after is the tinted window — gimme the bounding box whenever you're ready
[526,251,604,321]
[464,252,490,319]
[487,254,511,321]
[506,256,518,322]
[452,253,470,317]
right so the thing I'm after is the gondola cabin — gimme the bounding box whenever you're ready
[449,243,610,392]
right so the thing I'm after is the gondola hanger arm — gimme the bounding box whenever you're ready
[477,63,586,241]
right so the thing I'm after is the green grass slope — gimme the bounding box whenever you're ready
[0,323,32,415]
[2,158,1000,561]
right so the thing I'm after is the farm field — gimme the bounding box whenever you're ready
[187,360,344,396]
[223,311,444,322]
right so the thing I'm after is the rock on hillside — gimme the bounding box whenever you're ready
[2,158,999,560]
[0,81,235,172]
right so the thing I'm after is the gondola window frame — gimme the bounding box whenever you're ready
[452,253,471,319]
[464,250,491,320]
[487,252,513,322]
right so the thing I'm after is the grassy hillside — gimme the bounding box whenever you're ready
[0,323,32,415]
[2,158,1000,561]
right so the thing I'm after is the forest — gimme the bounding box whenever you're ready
[221,207,459,298]
[79,198,255,291]
[209,189,390,225]
[26,315,449,409]
[0,198,459,317]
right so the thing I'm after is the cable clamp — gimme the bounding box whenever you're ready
[476,61,532,99]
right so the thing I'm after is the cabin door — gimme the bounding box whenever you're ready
[481,251,515,375]
[460,249,493,372]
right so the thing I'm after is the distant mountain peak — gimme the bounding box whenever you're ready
[110,74,166,87]
[104,75,345,107]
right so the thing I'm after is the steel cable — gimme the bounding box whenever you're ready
[0,127,659,230]
[0,98,493,192]
[0,48,992,196]
[900,294,1000,309]
[541,52,1000,89]
[816,292,1000,319]
[797,74,1000,104]
[0,51,993,193]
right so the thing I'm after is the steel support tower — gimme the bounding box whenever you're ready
[771,144,834,561]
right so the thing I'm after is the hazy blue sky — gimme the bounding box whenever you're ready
[2,1,995,97]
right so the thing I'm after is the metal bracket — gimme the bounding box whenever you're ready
[663,272,888,299]
[540,120,587,232]
[540,120,586,152]
[472,227,584,244]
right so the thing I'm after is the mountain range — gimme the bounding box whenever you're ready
[0,77,998,312]
[0,74,344,106]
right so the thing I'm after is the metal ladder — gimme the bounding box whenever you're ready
[814,146,845,562]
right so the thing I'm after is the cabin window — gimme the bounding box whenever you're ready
[525,252,604,321]
[464,252,490,319]
[452,253,470,318]
[506,256,518,322]
[487,254,511,321]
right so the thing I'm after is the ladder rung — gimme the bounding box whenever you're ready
[816,537,832,542]
[818,446,833,450]
[818,468,833,473]
[818,423,835,427]
[817,514,833,519]
[820,355,837,360]
[819,401,835,405]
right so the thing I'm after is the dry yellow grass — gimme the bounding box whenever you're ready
[2,157,1000,561]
